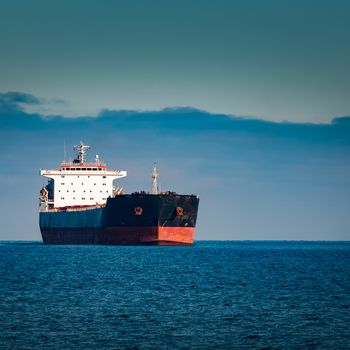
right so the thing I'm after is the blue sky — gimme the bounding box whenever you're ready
[0,92,349,240]
[0,1,349,240]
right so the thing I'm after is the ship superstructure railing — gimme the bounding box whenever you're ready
[60,161,107,167]
[45,204,107,212]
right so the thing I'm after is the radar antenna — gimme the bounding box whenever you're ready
[73,141,90,164]
[151,163,159,194]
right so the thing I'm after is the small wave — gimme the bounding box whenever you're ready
[0,240,43,245]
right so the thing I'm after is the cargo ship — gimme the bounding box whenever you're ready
[39,142,199,245]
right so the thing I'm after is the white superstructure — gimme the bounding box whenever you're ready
[40,141,127,209]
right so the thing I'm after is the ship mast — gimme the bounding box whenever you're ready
[73,141,90,164]
[151,163,159,194]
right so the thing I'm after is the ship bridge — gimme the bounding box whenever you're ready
[40,141,127,210]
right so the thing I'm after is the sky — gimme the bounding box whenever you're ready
[0,1,349,240]
[1,0,350,121]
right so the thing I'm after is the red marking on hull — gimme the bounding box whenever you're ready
[158,227,194,244]
[103,226,194,245]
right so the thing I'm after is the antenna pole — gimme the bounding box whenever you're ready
[151,163,159,194]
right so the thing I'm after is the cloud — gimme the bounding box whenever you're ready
[332,116,350,125]
[0,92,349,152]
[0,91,40,112]
[1,98,349,147]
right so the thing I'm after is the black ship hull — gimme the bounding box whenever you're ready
[40,194,199,245]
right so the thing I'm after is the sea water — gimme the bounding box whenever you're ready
[0,241,349,349]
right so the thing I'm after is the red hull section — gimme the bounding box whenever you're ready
[41,226,195,245]
[104,226,194,245]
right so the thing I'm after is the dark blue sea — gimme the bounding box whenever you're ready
[0,241,349,349]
